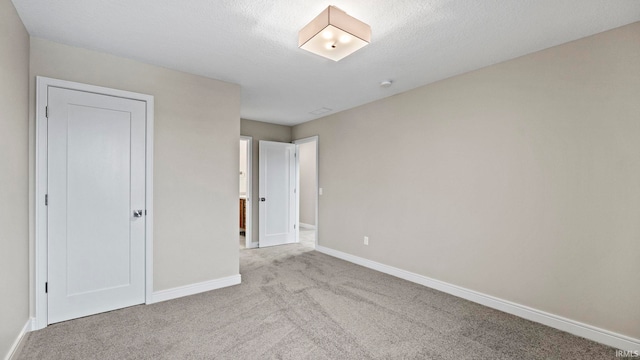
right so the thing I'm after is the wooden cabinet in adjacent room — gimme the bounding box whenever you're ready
[239,198,246,231]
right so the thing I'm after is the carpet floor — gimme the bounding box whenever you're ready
[18,240,617,359]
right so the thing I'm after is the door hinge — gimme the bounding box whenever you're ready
[45,282,48,293]
[45,106,48,118]
[45,194,48,206]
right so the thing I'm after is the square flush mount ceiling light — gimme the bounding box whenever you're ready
[298,6,371,61]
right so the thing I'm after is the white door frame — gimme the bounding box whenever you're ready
[293,136,319,247]
[240,136,255,249]
[34,76,154,330]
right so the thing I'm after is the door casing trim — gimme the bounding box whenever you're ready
[34,76,155,330]
[240,136,255,249]
[293,136,319,248]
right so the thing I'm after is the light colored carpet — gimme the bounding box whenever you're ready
[18,240,616,359]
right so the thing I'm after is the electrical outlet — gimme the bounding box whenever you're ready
[319,188,323,195]
[364,236,369,245]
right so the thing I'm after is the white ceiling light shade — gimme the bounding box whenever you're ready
[298,6,371,61]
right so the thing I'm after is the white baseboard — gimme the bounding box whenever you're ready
[5,318,34,360]
[150,274,241,304]
[299,223,316,230]
[315,245,640,351]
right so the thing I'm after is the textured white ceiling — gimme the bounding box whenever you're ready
[11,0,640,125]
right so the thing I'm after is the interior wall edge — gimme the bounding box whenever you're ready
[1,0,32,357]
[150,274,241,304]
[3,318,33,360]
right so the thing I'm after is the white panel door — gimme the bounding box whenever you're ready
[47,87,146,324]
[259,141,297,247]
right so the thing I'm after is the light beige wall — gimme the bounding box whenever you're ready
[0,0,30,357]
[293,22,640,339]
[29,38,241,292]
[240,119,292,244]
[299,141,317,226]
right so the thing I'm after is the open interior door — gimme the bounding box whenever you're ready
[259,141,297,247]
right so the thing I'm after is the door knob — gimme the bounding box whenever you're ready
[260,198,266,202]
[133,210,143,217]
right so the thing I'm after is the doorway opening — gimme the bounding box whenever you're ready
[294,136,319,249]
[239,136,254,249]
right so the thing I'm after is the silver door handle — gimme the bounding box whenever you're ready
[133,210,143,217]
